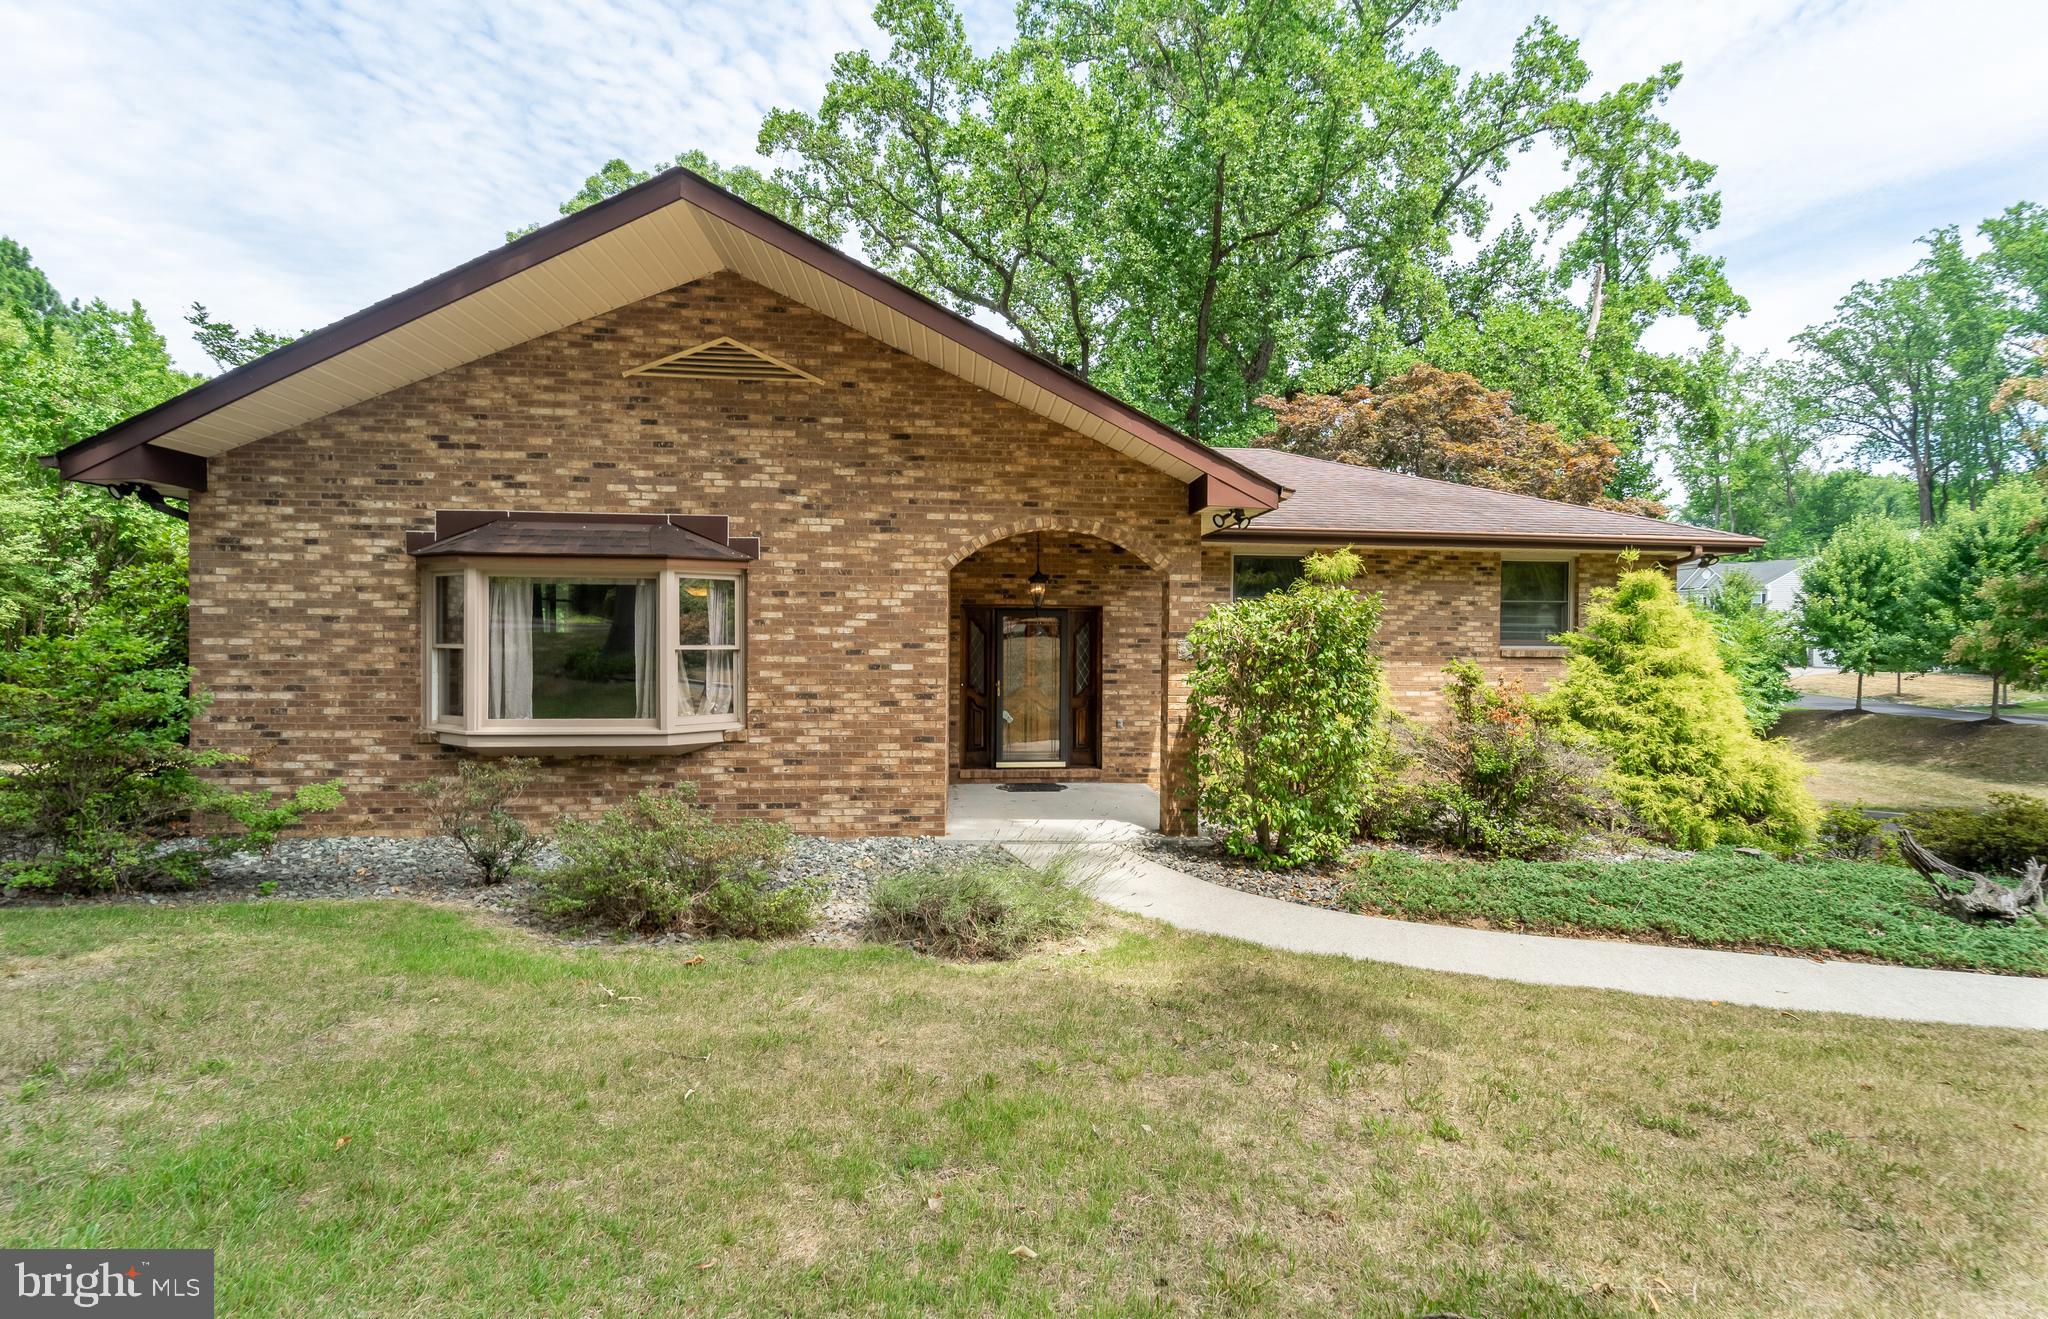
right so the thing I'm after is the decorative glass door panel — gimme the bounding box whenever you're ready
[998,613,1063,764]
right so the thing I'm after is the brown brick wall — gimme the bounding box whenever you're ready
[1197,546,1628,719]
[187,270,1204,836]
[947,532,1164,784]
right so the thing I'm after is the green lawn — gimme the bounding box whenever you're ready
[1338,849,2048,974]
[4,901,2046,1315]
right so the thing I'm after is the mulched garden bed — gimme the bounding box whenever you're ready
[0,834,997,947]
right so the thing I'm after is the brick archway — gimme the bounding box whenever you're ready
[938,516,1172,574]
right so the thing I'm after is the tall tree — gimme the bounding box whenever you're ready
[1919,480,2048,718]
[0,250,196,644]
[735,0,1729,447]
[1793,228,2026,525]
[1799,516,1926,710]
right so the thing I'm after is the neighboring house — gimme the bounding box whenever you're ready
[1676,557,1808,614]
[49,167,1760,835]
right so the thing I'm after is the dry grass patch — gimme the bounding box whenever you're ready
[1776,709,2048,809]
[1791,669,2044,710]
[2,900,2044,1316]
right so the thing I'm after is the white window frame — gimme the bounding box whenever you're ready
[1499,553,1575,650]
[674,573,747,734]
[419,556,746,752]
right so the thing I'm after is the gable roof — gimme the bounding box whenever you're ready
[1211,449,1764,555]
[49,166,1285,513]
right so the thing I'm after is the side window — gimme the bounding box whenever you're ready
[1500,560,1571,645]
[1231,554,1305,601]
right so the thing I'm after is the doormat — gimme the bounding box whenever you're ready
[998,782,1067,793]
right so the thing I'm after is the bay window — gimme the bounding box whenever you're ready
[420,561,746,751]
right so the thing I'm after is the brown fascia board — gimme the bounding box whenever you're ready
[65,442,209,493]
[1211,525,1766,553]
[51,165,1286,512]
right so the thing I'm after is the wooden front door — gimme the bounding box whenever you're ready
[962,605,1101,770]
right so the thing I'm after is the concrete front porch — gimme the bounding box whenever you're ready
[944,782,1160,842]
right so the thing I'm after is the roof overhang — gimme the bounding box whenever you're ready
[1210,525,1765,559]
[51,167,1285,514]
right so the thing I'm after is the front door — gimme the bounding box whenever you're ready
[998,612,1064,765]
[962,605,1101,770]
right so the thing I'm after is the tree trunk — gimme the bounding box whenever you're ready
[1895,671,1902,696]
[1580,260,1607,362]
[1855,670,1864,712]
[1988,676,2004,724]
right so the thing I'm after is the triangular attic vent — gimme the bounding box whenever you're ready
[623,336,822,383]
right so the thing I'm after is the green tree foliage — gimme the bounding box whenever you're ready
[1799,517,1927,708]
[1700,567,1803,734]
[0,249,197,647]
[621,0,1735,461]
[184,302,295,369]
[0,238,72,321]
[1918,481,2047,717]
[1547,566,1817,851]
[508,152,837,244]
[1186,548,1386,867]
[0,572,341,894]
[1793,228,2028,526]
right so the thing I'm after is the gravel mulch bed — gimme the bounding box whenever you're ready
[1,833,1001,948]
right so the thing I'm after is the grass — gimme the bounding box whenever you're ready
[1338,849,2048,975]
[1775,708,2048,809]
[3,901,2046,1315]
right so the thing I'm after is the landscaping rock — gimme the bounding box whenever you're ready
[3,832,999,949]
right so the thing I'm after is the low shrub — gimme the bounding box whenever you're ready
[1334,847,2046,974]
[0,603,341,895]
[865,853,1091,959]
[535,785,812,937]
[1546,565,1818,851]
[1407,659,1616,859]
[1818,805,1897,864]
[1900,793,2048,877]
[411,757,544,885]
[1186,548,1388,868]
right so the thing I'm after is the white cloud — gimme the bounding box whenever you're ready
[1429,0,2048,357]
[2,0,2041,375]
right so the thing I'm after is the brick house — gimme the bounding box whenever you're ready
[51,167,1759,836]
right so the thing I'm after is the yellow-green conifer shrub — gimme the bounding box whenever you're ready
[1545,567,1817,851]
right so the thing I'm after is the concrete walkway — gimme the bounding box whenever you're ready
[1793,693,2048,725]
[1008,843,2048,1031]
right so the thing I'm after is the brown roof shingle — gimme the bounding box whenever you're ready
[1213,449,1762,554]
[410,519,753,561]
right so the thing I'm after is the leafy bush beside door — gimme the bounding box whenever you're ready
[1186,548,1388,868]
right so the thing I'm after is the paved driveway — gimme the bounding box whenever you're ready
[1792,693,2048,725]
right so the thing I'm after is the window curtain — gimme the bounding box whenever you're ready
[704,579,736,716]
[634,580,659,719]
[488,578,534,719]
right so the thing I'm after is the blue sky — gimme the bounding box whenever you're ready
[4,0,2044,376]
